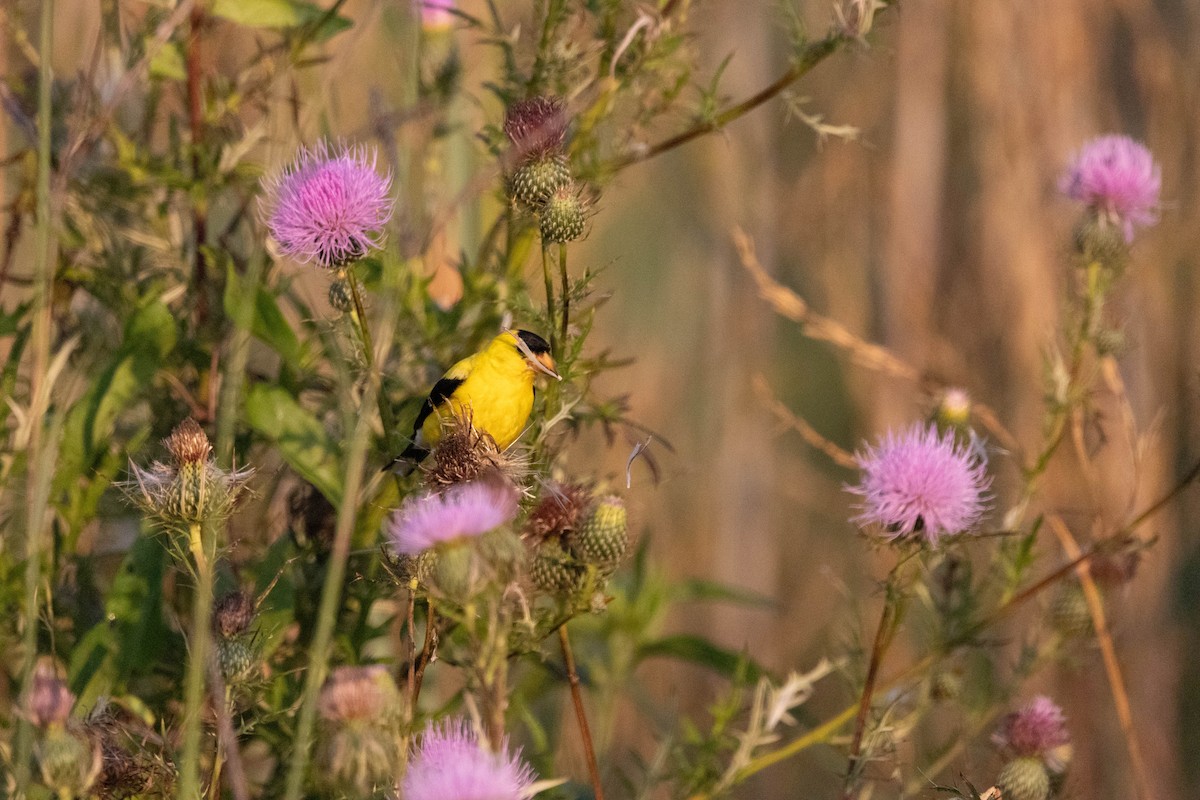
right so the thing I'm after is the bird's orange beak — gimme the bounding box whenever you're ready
[531,351,561,380]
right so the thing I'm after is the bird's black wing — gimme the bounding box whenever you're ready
[410,376,465,439]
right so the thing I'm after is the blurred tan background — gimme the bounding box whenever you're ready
[7,0,1200,797]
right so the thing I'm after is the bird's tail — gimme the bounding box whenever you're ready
[384,443,429,476]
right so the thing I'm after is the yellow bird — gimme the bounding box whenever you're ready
[392,329,559,467]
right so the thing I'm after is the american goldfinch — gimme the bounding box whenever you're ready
[392,329,559,467]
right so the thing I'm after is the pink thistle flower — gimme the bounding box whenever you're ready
[420,0,456,30]
[386,480,519,555]
[1060,135,1160,242]
[849,423,990,544]
[403,718,536,800]
[993,695,1070,762]
[262,141,393,268]
[27,659,74,728]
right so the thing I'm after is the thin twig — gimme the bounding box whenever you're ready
[412,600,438,704]
[1047,516,1150,800]
[1124,454,1200,532]
[735,228,1021,454]
[843,592,897,797]
[752,374,857,468]
[611,32,848,172]
[559,625,605,800]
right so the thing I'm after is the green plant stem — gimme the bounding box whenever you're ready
[179,521,217,800]
[283,408,374,800]
[215,250,265,465]
[528,0,568,95]
[558,245,569,346]
[14,0,56,792]
[559,625,605,800]
[541,243,557,353]
[611,32,847,173]
[346,266,402,457]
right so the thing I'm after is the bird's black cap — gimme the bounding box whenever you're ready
[516,329,551,355]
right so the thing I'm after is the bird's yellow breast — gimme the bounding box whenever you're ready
[420,338,535,450]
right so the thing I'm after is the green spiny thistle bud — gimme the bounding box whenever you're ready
[320,722,400,797]
[997,756,1050,800]
[509,154,570,210]
[167,461,210,523]
[121,418,252,530]
[1073,216,1128,274]
[431,542,475,599]
[567,495,628,568]
[1050,582,1093,639]
[217,636,258,683]
[37,725,100,797]
[328,278,355,313]
[478,528,524,580]
[530,539,587,595]
[539,186,587,244]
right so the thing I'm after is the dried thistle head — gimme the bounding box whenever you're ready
[213,590,256,638]
[503,96,568,162]
[425,413,527,489]
[163,418,211,466]
[525,482,592,541]
[318,665,400,725]
[88,708,176,799]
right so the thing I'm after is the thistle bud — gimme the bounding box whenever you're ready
[539,186,587,244]
[530,539,587,595]
[37,726,101,797]
[317,666,402,796]
[27,659,74,728]
[567,495,628,568]
[996,756,1051,800]
[121,418,253,531]
[509,154,571,210]
[328,278,355,313]
[1073,216,1128,274]
[934,388,972,431]
[1049,581,1092,639]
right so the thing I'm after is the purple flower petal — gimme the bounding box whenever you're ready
[1060,134,1160,242]
[386,481,520,555]
[261,141,393,268]
[403,718,537,800]
[849,423,991,545]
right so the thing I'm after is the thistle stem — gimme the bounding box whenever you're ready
[283,408,373,800]
[559,625,605,800]
[558,245,570,346]
[179,521,216,800]
[13,0,56,791]
[541,243,557,354]
[843,589,899,797]
[346,265,402,459]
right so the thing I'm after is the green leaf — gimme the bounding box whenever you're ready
[637,634,766,681]
[69,535,174,710]
[56,301,177,497]
[148,40,186,80]
[243,384,343,505]
[674,578,777,609]
[210,0,352,38]
[224,262,305,367]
